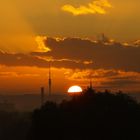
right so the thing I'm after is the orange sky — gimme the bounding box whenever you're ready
[0,0,140,94]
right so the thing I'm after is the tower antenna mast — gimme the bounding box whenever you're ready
[90,75,93,89]
[41,87,45,106]
[48,61,52,96]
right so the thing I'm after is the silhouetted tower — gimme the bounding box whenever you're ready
[89,78,93,89]
[98,33,109,43]
[88,75,94,91]
[41,87,45,106]
[84,75,95,95]
[48,62,52,96]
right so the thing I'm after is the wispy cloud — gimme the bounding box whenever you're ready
[64,69,140,91]
[61,0,112,16]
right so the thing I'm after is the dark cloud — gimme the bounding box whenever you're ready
[0,51,48,67]
[99,72,140,91]
[0,47,140,92]
[1,37,140,72]
[105,74,140,88]
[0,51,88,69]
[102,79,140,89]
[32,37,140,72]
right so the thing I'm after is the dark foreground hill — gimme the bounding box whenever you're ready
[0,111,30,140]
[28,89,140,140]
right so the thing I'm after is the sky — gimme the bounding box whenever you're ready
[0,0,140,94]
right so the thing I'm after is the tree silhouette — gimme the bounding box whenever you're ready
[28,89,140,140]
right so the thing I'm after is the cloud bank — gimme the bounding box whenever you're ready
[34,37,140,72]
[0,36,140,92]
[1,36,140,72]
[0,51,88,69]
[62,0,112,16]
[65,69,140,90]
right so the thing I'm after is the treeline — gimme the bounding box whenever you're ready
[0,89,140,140]
[28,88,140,140]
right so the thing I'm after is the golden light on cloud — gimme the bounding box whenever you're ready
[83,60,93,65]
[62,0,112,16]
[35,36,51,52]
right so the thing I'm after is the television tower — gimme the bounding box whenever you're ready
[48,62,52,96]
[90,78,93,89]
[41,87,45,106]
[89,73,93,89]
[89,75,93,89]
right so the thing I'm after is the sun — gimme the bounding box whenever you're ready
[68,85,82,94]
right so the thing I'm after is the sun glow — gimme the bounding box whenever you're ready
[68,85,82,94]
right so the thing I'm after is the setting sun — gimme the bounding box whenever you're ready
[68,85,82,94]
